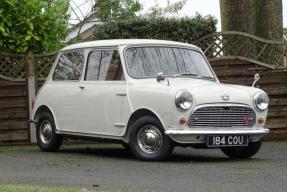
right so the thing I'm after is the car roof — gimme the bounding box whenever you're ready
[61,39,200,51]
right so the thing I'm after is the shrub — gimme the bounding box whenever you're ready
[0,0,69,53]
[93,15,217,43]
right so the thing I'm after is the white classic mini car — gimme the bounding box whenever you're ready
[32,39,270,161]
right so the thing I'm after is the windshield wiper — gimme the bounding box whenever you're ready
[157,73,215,81]
[177,73,201,77]
[180,73,201,77]
[175,73,216,81]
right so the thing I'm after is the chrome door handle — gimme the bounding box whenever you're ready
[79,86,85,90]
[116,93,127,96]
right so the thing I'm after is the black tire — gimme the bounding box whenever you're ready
[129,116,174,161]
[221,139,262,158]
[36,112,63,152]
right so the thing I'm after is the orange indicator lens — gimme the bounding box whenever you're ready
[258,117,265,125]
[179,117,187,125]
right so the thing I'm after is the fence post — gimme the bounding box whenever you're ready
[26,51,36,143]
[285,43,287,68]
[284,37,287,68]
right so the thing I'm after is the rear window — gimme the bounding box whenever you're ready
[52,51,85,81]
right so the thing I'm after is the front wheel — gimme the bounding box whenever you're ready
[129,116,174,161]
[36,112,63,152]
[221,139,262,158]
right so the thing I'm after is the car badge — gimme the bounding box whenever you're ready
[243,115,253,125]
[221,94,230,101]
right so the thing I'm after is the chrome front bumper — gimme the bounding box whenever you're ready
[165,127,270,144]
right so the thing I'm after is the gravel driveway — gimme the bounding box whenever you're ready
[0,142,286,192]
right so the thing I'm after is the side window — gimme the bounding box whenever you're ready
[85,50,124,81]
[53,51,85,81]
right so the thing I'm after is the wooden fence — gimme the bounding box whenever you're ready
[0,52,56,144]
[0,31,286,143]
[194,31,286,69]
[0,78,28,143]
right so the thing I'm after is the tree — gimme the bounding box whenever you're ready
[220,0,255,34]
[0,0,69,53]
[145,0,187,18]
[93,0,187,21]
[94,0,142,21]
[72,0,187,42]
[220,0,283,40]
[255,0,283,40]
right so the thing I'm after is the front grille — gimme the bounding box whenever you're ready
[188,105,256,128]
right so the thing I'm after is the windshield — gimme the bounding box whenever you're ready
[125,46,215,79]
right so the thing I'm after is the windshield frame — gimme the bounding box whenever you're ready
[123,45,218,81]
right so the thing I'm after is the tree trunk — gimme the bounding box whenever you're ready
[220,0,283,40]
[220,0,255,34]
[255,0,283,40]
[220,0,256,56]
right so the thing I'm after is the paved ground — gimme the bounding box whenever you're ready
[0,142,286,192]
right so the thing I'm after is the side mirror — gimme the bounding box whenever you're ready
[156,72,165,82]
[252,73,261,87]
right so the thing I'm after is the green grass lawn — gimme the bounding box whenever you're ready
[0,185,102,192]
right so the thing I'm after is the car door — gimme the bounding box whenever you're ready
[48,50,86,133]
[76,49,128,136]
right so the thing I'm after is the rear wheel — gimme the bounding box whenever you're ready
[221,139,262,158]
[36,112,63,152]
[129,116,174,161]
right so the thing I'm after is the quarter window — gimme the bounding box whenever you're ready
[53,51,85,81]
[85,50,124,81]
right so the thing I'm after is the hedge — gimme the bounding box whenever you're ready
[93,15,217,43]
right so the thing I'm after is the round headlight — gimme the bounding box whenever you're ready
[254,92,269,111]
[175,90,193,111]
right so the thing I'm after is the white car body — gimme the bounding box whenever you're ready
[33,39,269,160]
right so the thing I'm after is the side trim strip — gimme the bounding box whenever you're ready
[56,130,123,140]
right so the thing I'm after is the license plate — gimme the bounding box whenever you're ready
[207,135,248,148]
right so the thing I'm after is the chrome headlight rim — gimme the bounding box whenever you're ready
[253,92,269,112]
[175,90,193,112]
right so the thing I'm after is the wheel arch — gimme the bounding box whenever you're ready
[123,108,164,143]
[33,105,55,123]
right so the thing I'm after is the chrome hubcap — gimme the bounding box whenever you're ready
[137,125,163,154]
[39,120,52,144]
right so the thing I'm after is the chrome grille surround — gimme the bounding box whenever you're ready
[188,104,256,128]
